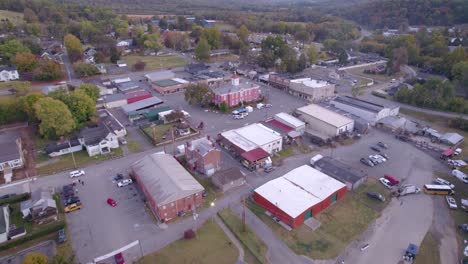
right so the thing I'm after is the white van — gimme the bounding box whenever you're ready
[433,177,455,189]
[452,169,468,184]
[69,170,85,178]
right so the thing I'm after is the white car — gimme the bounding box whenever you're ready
[452,169,468,184]
[433,177,455,189]
[379,178,393,189]
[446,196,457,209]
[233,114,244,119]
[374,154,387,162]
[117,179,133,187]
[369,155,382,164]
[69,170,85,178]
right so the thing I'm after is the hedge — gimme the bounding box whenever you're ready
[0,221,66,251]
[371,90,388,99]
[0,193,30,206]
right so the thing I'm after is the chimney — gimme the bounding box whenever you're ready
[231,74,239,86]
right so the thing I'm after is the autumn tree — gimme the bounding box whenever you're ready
[0,39,30,62]
[34,60,62,81]
[64,34,83,62]
[73,61,99,77]
[22,253,48,264]
[195,38,211,61]
[34,97,75,139]
[306,45,318,65]
[12,52,38,72]
[452,61,468,92]
[184,83,211,106]
[143,33,163,51]
[79,83,99,101]
[202,28,221,49]
[19,93,44,121]
[133,61,146,71]
[64,90,96,127]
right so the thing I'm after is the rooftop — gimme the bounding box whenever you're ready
[131,153,204,205]
[121,96,163,114]
[104,93,126,103]
[333,96,385,113]
[241,148,270,162]
[188,137,216,156]
[297,104,354,128]
[290,78,330,88]
[220,130,258,152]
[79,124,112,146]
[45,138,81,154]
[98,109,125,133]
[233,123,282,148]
[313,156,367,184]
[274,112,305,128]
[0,130,21,163]
[212,167,245,185]
[116,81,140,92]
[153,79,184,88]
[145,70,176,82]
[255,165,346,218]
[265,120,294,133]
[211,79,259,96]
[0,66,17,72]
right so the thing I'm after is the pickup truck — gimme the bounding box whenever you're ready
[397,184,421,196]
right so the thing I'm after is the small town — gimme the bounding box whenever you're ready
[0,0,466,264]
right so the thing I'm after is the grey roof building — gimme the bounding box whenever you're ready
[121,96,163,114]
[211,167,245,192]
[311,155,367,190]
[331,96,400,125]
[145,70,176,83]
[441,132,464,146]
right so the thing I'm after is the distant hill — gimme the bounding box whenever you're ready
[327,0,468,28]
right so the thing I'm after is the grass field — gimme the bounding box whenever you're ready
[122,55,187,71]
[126,140,142,153]
[218,208,268,264]
[137,219,238,264]
[414,230,440,264]
[0,10,24,26]
[247,180,384,259]
[346,66,401,82]
[142,124,172,143]
[37,148,123,175]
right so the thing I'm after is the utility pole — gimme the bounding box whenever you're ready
[242,197,246,232]
[68,139,77,169]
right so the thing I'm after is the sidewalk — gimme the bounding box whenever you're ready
[214,215,245,264]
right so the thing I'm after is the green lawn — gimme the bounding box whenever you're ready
[9,203,33,232]
[126,140,142,153]
[414,230,440,264]
[142,124,172,143]
[353,178,392,212]
[0,10,23,26]
[193,175,223,209]
[37,148,123,175]
[218,208,268,264]
[122,55,187,71]
[137,219,238,264]
[247,182,381,259]
[346,66,401,82]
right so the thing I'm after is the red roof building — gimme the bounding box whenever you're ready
[241,147,270,171]
[266,120,294,133]
[125,90,152,104]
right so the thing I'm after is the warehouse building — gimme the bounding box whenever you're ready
[288,78,335,102]
[145,70,176,83]
[103,94,127,109]
[254,165,347,229]
[296,104,354,139]
[331,96,399,125]
[273,112,306,135]
[121,96,163,115]
[132,153,205,222]
[310,154,367,190]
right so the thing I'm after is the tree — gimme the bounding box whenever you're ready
[110,47,120,64]
[443,47,467,77]
[219,101,228,113]
[8,81,32,96]
[338,49,348,65]
[0,39,30,62]
[34,60,62,81]
[295,30,310,47]
[202,28,221,49]
[22,253,48,264]
[133,60,146,71]
[64,90,96,127]
[158,19,168,30]
[73,61,99,77]
[306,45,318,65]
[23,8,38,23]
[20,93,44,121]
[190,25,203,39]
[184,83,211,106]
[236,25,250,44]
[298,53,307,71]
[164,32,190,51]
[51,254,75,264]
[12,52,38,72]
[323,39,341,53]
[143,33,163,51]
[387,47,408,74]
[25,23,41,36]
[195,38,211,61]
[64,34,83,62]
[165,110,185,123]
[79,84,99,101]
[452,61,468,92]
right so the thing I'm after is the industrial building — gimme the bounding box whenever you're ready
[144,70,176,83]
[288,78,335,102]
[121,96,164,115]
[273,112,306,135]
[253,165,347,229]
[310,154,368,190]
[331,96,399,125]
[296,104,354,139]
[132,153,205,222]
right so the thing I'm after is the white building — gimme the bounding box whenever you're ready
[274,112,306,134]
[0,206,10,243]
[220,123,282,154]
[0,131,24,183]
[0,66,19,82]
[79,125,119,157]
[296,104,354,138]
[103,94,127,109]
[289,78,335,102]
[331,96,399,125]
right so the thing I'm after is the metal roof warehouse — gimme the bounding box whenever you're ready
[121,96,163,114]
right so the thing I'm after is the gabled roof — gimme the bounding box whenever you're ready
[188,137,216,156]
[0,130,21,163]
[241,148,270,162]
[132,153,204,205]
[45,138,81,154]
[79,124,112,146]
[297,104,354,128]
[121,96,163,114]
[212,167,245,185]
[0,66,17,72]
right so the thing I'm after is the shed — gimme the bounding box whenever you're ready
[440,132,464,146]
[211,167,246,192]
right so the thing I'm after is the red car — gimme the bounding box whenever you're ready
[384,174,400,186]
[114,253,125,264]
[107,198,117,207]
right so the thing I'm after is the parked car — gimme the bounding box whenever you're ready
[65,196,80,206]
[381,153,389,160]
[113,173,124,181]
[69,170,85,178]
[57,229,66,244]
[117,179,133,187]
[454,148,462,155]
[384,174,400,186]
[265,104,272,108]
[107,198,117,207]
[395,134,409,142]
[370,146,381,152]
[64,202,83,213]
[360,158,374,167]
[374,154,387,162]
[264,166,276,173]
[377,142,388,149]
[379,178,393,189]
[114,253,125,264]
[452,169,468,184]
[433,177,455,189]
[446,195,458,209]
[366,191,385,202]
[459,224,468,232]
[369,155,383,164]
[233,114,245,119]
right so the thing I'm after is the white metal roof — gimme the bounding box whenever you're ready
[234,123,282,147]
[274,112,305,128]
[291,78,329,88]
[255,165,346,218]
[132,153,204,205]
[221,130,257,152]
[172,78,189,84]
[297,104,354,128]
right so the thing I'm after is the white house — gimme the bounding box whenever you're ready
[79,124,119,157]
[116,39,132,48]
[0,131,24,183]
[116,60,127,67]
[0,66,19,82]
[0,206,10,243]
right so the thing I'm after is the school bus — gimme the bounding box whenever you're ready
[423,184,454,195]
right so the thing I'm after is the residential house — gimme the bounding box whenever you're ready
[0,207,9,243]
[98,109,127,138]
[211,167,245,192]
[116,60,127,68]
[95,64,107,74]
[20,188,57,224]
[79,124,119,157]
[185,136,221,176]
[45,138,82,157]
[116,39,133,48]
[0,66,19,82]
[0,130,24,183]
[211,75,260,107]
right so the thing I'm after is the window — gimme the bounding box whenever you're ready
[171,203,174,207]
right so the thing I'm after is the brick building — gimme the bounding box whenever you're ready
[185,136,221,176]
[211,75,260,107]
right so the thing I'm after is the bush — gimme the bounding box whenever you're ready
[0,221,65,251]
[0,193,30,206]
[73,61,100,77]
[133,60,146,71]
[371,91,387,99]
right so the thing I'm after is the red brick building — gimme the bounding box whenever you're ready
[254,165,347,229]
[185,136,221,176]
[132,153,205,222]
[211,75,260,107]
